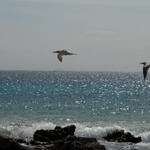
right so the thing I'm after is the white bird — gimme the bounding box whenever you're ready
[52,49,76,62]
[140,62,150,81]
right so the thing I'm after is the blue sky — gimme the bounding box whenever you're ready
[1,0,150,72]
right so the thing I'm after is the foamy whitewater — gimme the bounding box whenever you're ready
[0,71,150,150]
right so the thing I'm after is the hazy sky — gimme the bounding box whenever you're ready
[1,0,150,72]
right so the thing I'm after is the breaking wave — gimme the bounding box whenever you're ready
[0,121,149,143]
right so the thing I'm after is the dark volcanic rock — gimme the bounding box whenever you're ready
[0,124,106,150]
[103,129,124,142]
[61,140,106,150]
[33,125,106,150]
[62,125,76,136]
[30,140,49,146]
[62,140,85,150]
[0,135,30,150]
[86,142,106,150]
[118,132,141,143]
[33,124,76,142]
[58,136,106,150]
[77,137,97,144]
[103,129,141,143]
[33,129,54,142]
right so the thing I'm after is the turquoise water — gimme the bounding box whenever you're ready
[0,71,150,149]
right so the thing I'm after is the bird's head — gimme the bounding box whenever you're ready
[140,62,147,65]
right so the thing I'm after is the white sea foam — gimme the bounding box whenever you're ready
[0,122,128,141]
[138,131,150,143]
[75,123,126,140]
[1,121,150,145]
[0,122,56,139]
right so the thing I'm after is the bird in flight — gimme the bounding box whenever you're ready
[52,49,76,62]
[140,62,150,81]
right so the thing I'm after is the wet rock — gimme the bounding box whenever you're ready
[62,124,76,136]
[62,140,86,150]
[103,129,124,142]
[33,125,106,150]
[33,129,55,142]
[0,135,31,150]
[118,132,141,143]
[86,142,106,150]
[77,137,97,144]
[61,140,106,150]
[0,124,106,150]
[30,140,49,146]
[16,138,27,144]
[60,136,105,150]
[103,129,141,143]
[33,124,76,142]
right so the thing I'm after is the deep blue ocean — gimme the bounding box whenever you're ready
[0,71,150,149]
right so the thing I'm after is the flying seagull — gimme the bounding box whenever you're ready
[53,49,76,62]
[140,62,150,81]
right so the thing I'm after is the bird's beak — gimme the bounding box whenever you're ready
[52,51,57,53]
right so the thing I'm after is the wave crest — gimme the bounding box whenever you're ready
[1,121,150,143]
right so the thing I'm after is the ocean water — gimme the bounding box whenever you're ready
[0,71,150,150]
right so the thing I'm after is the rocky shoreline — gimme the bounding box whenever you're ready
[0,124,141,150]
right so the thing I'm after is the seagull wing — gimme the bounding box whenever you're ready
[143,66,149,81]
[67,52,76,55]
[57,54,63,62]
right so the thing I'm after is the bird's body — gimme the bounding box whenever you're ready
[140,62,150,81]
[53,49,76,62]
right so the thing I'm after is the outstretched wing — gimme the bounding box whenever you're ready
[57,54,63,62]
[143,66,149,81]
